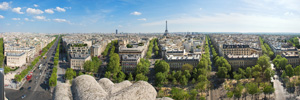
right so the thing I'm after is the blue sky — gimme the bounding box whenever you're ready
[0,0,300,33]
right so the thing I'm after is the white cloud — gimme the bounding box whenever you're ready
[34,16,46,20]
[118,25,123,28]
[12,7,24,14]
[24,18,34,21]
[34,4,38,7]
[45,9,54,14]
[26,8,44,14]
[137,18,147,21]
[130,11,141,15]
[0,2,9,10]
[0,15,4,19]
[284,12,294,16]
[142,13,300,32]
[199,8,202,10]
[55,7,66,12]
[53,18,68,23]
[12,18,21,20]
[242,0,300,12]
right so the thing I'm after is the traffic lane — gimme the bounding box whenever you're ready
[5,38,58,100]
[23,38,58,98]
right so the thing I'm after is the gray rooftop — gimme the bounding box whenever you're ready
[6,52,26,56]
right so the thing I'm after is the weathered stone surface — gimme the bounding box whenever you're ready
[54,75,172,100]
[109,80,132,94]
[107,81,156,100]
[98,78,114,93]
[53,83,72,100]
[72,75,108,100]
[156,97,173,100]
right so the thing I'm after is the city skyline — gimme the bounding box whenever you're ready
[0,0,300,33]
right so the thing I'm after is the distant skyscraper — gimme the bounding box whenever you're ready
[0,68,4,100]
[116,29,118,34]
[163,21,169,37]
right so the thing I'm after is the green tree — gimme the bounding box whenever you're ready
[197,75,208,82]
[264,68,275,81]
[279,58,288,70]
[154,60,170,74]
[83,60,94,72]
[217,67,228,78]
[257,55,271,71]
[246,67,252,78]
[65,68,76,80]
[182,63,193,72]
[157,89,165,98]
[183,70,191,79]
[105,71,111,79]
[294,65,300,76]
[135,73,148,81]
[117,71,126,82]
[126,44,133,48]
[4,66,10,74]
[78,72,84,76]
[128,73,133,81]
[107,53,121,74]
[281,70,287,79]
[179,75,188,86]
[92,57,101,73]
[246,83,260,100]
[155,72,167,86]
[189,89,198,100]
[285,64,294,77]
[190,78,195,84]
[196,81,207,96]
[49,73,57,87]
[233,83,244,99]
[227,91,234,98]
[263,84,275,99]
[135,58,150,75]
[170,87,190,100]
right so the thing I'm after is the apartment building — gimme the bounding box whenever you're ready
[6,52,26,69]
[121,55,141,73]
[70,54,91,70]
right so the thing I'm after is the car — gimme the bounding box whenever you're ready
[20,87,24,90]
[29,80,32,83]
[21,95,26,99]
[28,87,31,90]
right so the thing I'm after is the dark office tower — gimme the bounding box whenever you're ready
[163,20,169,37]
[0,68,4,100]
[116,29,118,34]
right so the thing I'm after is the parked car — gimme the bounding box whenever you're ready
[28,87,31,90]
[21,95,26,99]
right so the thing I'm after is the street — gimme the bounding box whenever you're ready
[5,36,59,100]
[271,62,287,100]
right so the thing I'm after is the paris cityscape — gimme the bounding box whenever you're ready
[1,0,300,100]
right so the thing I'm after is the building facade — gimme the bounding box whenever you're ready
[121,55,140,73]
[165,54,200,71]
[70,54,91,70]
[6,52,26,68]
